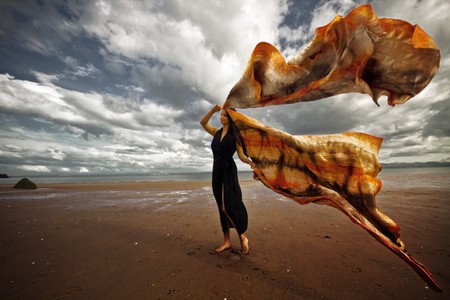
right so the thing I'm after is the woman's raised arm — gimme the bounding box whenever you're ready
[200,104,221,136]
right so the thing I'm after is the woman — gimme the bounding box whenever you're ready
[200,104,255,255]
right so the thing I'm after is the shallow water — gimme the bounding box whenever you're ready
[1,168,449,209]
[379,167,450,190]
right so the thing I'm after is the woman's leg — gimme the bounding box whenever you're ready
[215,230,231,253]
[239,233,249,255]
[215,184,234,253]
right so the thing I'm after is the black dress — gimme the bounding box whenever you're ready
[211,128,248,234]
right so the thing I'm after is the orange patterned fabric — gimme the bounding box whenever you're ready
[221,3,442,292]
[226,109,441,292]
[224,4,440,109]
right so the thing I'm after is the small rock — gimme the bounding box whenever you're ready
[14,178,37,189]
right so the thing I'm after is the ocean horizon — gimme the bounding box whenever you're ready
[0,167,449,185]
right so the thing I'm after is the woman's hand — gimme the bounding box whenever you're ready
[212,104,222,113]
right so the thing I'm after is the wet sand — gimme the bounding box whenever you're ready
[0,175,449,299]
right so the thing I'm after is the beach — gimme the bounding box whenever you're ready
[0,169,449,299]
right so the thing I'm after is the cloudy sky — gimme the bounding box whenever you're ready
[0,0,449,176]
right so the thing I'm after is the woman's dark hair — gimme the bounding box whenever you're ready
[225,108,248,157]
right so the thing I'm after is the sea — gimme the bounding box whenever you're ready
[0,167,449,187]
[0,172,215,185]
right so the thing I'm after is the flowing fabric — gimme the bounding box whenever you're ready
[211,128,248,234]
[224,4,440,109]
[226,108,441,292]
[218,3,441,292]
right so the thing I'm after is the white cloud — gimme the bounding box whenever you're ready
[18,165,51,173]
[62,56,98,78]
[76,0,288,101]
[79,167,90,173]
[0,70,209,174]
[278,24,309,58]
[0,73,184,137]
[309,0,358,35]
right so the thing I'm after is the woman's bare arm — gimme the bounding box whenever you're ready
[200,104,221,136]
[237,143,255,169]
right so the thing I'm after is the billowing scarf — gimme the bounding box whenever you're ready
[223,4,441,292]
[226,109,441,292]
[224,4,440,109]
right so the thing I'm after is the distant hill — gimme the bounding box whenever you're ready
[0,174,10,178]
[382,161,450,168]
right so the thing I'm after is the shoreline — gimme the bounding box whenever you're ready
[0,179,212,191]
[0,179,259,193]
[0,166,448,186]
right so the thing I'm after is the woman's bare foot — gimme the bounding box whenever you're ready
[240,236,249,255]
[215,242,231,253]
